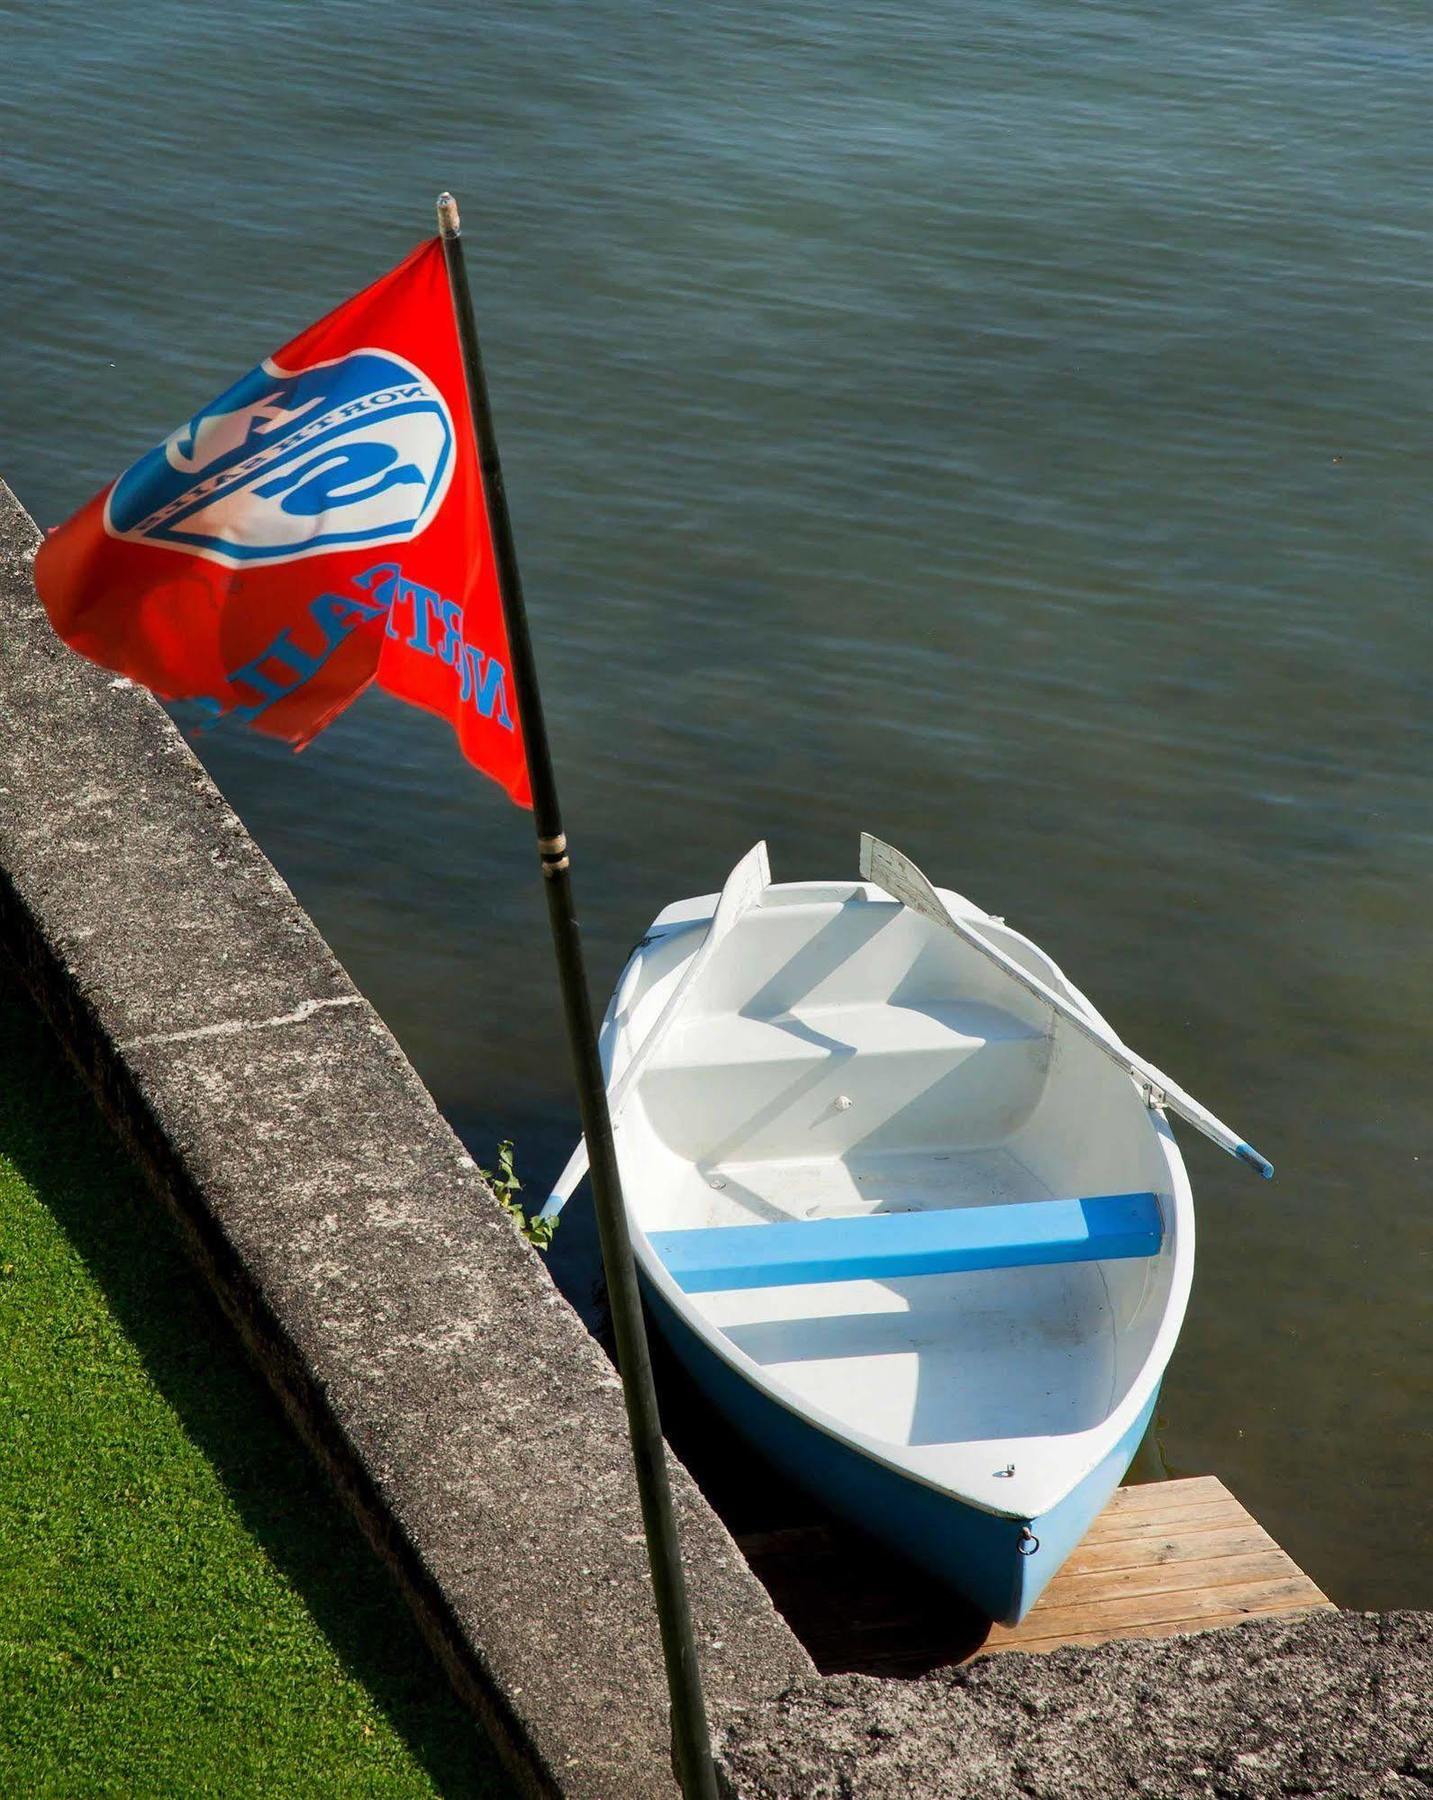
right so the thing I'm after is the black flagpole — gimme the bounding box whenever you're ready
[436,193,718,1800]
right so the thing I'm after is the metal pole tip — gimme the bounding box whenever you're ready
[436,192,461,237]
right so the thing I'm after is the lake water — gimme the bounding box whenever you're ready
[8,0,1430,1613]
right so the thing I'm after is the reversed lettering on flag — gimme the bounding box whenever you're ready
[34,239,530,806]
[186,561,514,740]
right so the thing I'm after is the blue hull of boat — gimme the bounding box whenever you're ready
[645,1278,1158,1625]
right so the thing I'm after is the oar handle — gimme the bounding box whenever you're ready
[1128,1055,1275,1180]
[538,1139,590,1222]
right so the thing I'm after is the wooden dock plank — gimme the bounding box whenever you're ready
[1095,1474,1229,1512]
[1078,1504,1255,1544]
[1036,1547,1297,1604]
[1061,1521,1275,1576]
[985,1572,1326,1646]
[1081,1495,1247,1537]
[986,1603,1329,1656]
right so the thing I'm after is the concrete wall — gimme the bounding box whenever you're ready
[0,479,812,1800]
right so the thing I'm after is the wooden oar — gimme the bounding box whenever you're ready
[537,840,772,1221]
[858,833,1274,1180]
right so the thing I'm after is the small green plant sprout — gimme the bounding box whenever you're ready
[478,1140,557,1250]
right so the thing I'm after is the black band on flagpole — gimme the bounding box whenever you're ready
[435,192,718,1800]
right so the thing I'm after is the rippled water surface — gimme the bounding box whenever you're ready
[7,0,1430,1609]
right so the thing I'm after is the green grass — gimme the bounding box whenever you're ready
[0,971,513,1798]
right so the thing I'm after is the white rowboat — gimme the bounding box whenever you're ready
[543,839,1269,1622]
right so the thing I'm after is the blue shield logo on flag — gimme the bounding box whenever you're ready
[104,350,455,567]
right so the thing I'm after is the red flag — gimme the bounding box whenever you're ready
[34,240,531,807]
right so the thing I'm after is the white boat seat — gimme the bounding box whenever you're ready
[647,1191,1162,1294]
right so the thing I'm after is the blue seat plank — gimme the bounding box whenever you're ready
[648,1192,1163,1294]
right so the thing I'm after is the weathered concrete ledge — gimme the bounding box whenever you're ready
[0,479,813,1799]
[717,1610,1432,1798]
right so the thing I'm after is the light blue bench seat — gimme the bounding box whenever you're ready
[647,1192,1163,1294]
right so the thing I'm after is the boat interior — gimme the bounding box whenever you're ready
[616,881,1182,1499]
